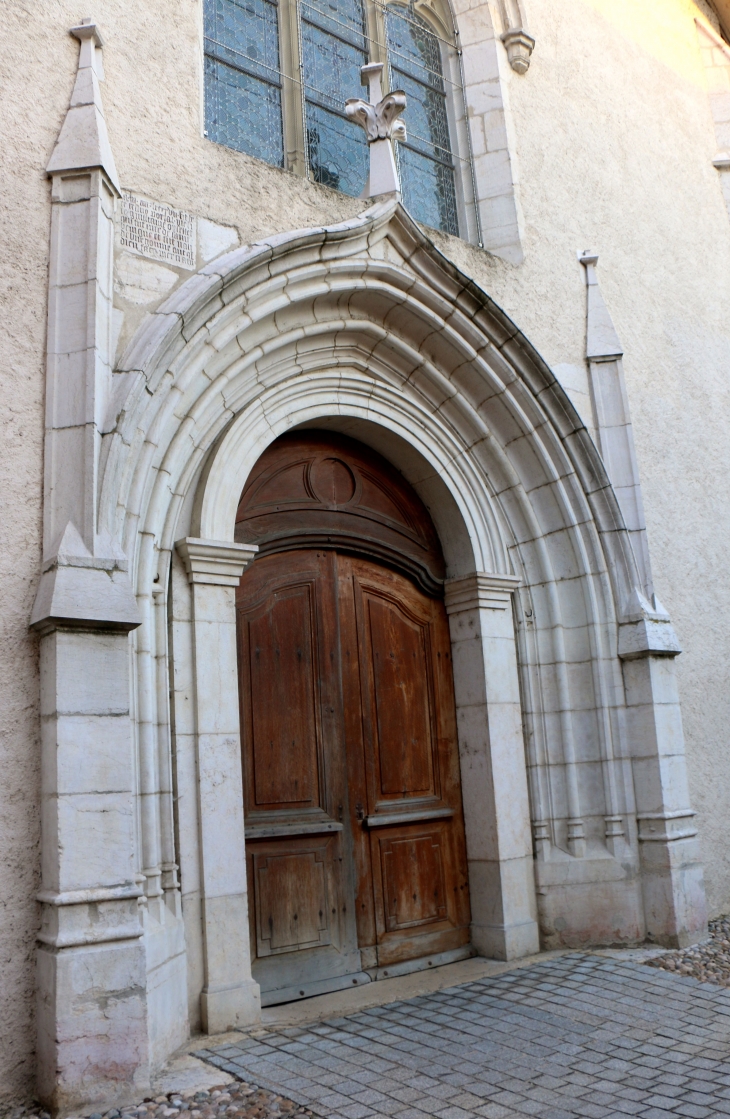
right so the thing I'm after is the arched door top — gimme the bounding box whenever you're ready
[235,430,446,594]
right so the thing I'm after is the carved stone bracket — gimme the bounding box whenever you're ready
[499,0,535,74]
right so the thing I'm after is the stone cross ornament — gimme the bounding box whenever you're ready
[345,62,406,196]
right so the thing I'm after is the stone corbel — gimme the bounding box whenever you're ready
[346,63,406,197]
[499,0,535,74]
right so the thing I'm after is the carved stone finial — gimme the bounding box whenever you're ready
[46,17,120,193]
[345,63,407,144]
[345,63,406,197]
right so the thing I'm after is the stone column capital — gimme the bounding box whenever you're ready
[175,537,258,587]
[443,571,521,615]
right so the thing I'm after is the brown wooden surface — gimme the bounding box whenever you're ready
[235,430,446,594]
[341,556,471,967]
[236,433,470,1000]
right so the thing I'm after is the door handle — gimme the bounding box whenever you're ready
[355,802,365,823]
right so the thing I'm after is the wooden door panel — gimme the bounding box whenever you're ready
[238,554,339,820]
[343,557,471,964]
[237,550,360,1001]
[251,835,340,956]
[367,596,435,798]
[380,831,447,930]
[247,583,319,808]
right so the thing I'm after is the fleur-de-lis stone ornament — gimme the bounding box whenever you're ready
[345,63,406,197]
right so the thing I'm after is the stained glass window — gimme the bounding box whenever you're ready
[203,0,465,236]
[386,4,458,235]
[204,0,285,167]
[301,0,369,196]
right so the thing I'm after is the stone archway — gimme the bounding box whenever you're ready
[35,198,706,1109]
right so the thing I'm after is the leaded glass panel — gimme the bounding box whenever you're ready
[302,0,369,196]
[386,4,458,235]
[204,0,285,167]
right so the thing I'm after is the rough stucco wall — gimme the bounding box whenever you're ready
[0,1,58,1104]
[1,0,730,1100]
[431,0,730,914]
[484,0,730,919]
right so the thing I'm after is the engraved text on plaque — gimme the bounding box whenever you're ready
[120,193,196,269]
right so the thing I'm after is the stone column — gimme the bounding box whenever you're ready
[444,573,539,960]
[619,601,708,947]
[31,20,149,1112]
[34,623,148,1114]
[175,538,261,1031]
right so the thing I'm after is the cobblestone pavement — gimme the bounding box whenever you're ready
[196,953,730,1119]
[0,1084,312,1119]
[646,917,730,987]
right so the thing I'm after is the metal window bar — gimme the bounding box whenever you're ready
[205,36,284,86]
[297,0,473,175]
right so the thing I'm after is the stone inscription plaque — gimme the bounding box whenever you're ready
[120,193,196,269]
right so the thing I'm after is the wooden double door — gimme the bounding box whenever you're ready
[235,434,471,1005]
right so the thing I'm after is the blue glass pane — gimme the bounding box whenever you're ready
[302,0,368,195]
[205,57,284,166]
[399,144,458,234]
[394,69,451,162]
[306,103,368,194]
[205,0,282,83]
[386,5,443,88]
[204,0,284,167]
[386,5,458,235]
[301,0,365,47]
[302,20,366,111]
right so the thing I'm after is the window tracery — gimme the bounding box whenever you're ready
[203,0,472,237]
[386,4,457,234]
[204,0,285,167]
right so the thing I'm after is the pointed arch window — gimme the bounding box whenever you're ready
[385,5,458,235]
[302,0,369,195]
[203,0,474,238]
[204,0,285,167]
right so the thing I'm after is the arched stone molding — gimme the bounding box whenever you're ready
[52,196,703,1096]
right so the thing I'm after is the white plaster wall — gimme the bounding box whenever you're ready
[428,0,730,917]
[2,0,730,1099]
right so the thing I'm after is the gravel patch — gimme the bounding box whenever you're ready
[644,913,730,985]
[0,1083,312,1119]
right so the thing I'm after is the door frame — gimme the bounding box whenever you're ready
[171,436,539,1031]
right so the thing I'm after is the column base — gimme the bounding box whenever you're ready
[471,918,540,960]
[37,937,150,1114]
[640,834,708,948]
[201,979,261,1034]
[467,855,540,960]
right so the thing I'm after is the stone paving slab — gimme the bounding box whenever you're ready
[195,954,730,1119]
